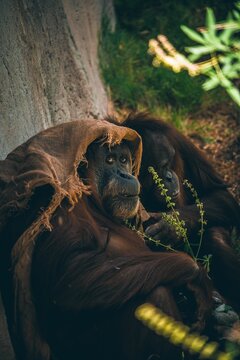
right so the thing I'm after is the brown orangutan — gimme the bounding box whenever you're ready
[0,120,211,360]
[116,112,240,311]
[30,141,212,360]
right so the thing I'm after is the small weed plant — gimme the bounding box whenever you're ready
[126,166,211,270]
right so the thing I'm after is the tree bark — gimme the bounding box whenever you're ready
[0,0,115,159]
[0,0,115,358]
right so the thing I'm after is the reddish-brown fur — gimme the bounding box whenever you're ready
[0,150,212,360]
[117,112,240,309]
[0,113,238,359]
[30,196,211,360]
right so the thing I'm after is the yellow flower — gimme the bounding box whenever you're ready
[200,342,218,358]
[152,57,161,67]
[161,321,177,337]
[217,352,234,360]
[183,334,200,350]
[189,336,208,353]
[147,313,164,328]
[155,317,171,334]
[136,305,156,320]
[135,304,236,360]
[169,325,189,345]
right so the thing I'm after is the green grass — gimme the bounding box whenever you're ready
[100,0,235,121]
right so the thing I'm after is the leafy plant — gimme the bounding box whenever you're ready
[148,167,210,268]
[126,166,210,270]
[182,179,207,258]
[148,166,192,255]
[100,0,234,116]
[125,219,177,253]
[148,2,240,107]
[100,29,203,114]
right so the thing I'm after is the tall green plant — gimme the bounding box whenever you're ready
[126,167,211,271]
[147,167,211,270]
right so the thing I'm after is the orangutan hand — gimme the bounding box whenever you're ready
[144,212,181,249]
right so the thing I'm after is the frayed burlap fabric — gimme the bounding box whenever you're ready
[0,119,142,360]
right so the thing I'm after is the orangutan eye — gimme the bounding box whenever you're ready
[120,155,128,164]
[106,155,115,164]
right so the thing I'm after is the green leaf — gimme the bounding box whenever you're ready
[222,63,234,75]
[231,63,240,71]
[228,71,239,78]
[235,2,240,10]
[233,9,240,20]
[232,41,240,49]
[221,61,240,77]
[214,42,229,52]
[188,53,202,62]
[202,30,229,50]
[226,86,240,106]
[185,45,215,56]
[200,67,213,75]
[206,8,216,37]
[219,22,234,46]
[219,75,232,88]
[202,76,220,91]
[219,55,231,65]
[181,25,205,44]
[201,31,210,43]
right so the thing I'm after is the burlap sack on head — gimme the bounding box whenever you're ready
[0,119,142,360]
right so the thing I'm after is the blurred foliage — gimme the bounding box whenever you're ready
[100,0,236,117]
[149,3,240,107]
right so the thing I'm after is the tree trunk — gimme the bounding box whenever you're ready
[0,0,115,358]
[0,0,115,159]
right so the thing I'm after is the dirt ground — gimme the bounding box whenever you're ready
[185,105,240,204]
[116,105,240,203]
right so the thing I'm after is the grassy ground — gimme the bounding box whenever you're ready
[100,0,236,123]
